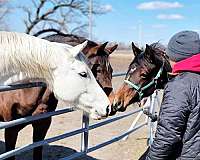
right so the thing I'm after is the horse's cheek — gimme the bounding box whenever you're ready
[52,69,70,101]
[53,69,85,102]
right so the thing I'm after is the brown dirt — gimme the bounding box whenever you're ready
[0,51,149,160]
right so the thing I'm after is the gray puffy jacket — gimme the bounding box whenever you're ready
[145,72,200,160]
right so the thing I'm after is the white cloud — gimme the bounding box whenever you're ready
[157,14,184,20]
[101,4,113,12]
[152,24,167,29]
[137,1,183,10]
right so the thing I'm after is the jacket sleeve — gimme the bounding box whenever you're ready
[145,80,191,160]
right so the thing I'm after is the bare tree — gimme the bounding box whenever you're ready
[0,0,11,30]
[20,0,108,37]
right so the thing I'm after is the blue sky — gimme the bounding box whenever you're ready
[8,0,200,46]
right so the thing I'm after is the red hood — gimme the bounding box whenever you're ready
[173,53,200,73]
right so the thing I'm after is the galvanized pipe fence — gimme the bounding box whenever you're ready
[0,72,158,160]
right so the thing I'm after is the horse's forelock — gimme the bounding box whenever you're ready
[149,43,172,72]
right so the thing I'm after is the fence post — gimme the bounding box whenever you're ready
[147,91,158,146]
[122,110,143,140]
[81,111,90,153]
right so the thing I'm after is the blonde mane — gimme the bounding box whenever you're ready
[0,31,72,88]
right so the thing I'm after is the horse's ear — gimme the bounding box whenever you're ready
[132,42,142,57]
[144,44,155,61]
[106,44,118,55]
[70,41,88,57]
[97,42,108,55]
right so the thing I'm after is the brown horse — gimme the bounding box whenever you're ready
[2,34,117,160]
[111,42,171,113]
[1,85,57,160]
[44,33,118,97]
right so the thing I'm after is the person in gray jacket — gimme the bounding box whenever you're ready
[144,30,200,160]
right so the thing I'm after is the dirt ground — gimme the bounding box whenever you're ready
[0,51,150,160]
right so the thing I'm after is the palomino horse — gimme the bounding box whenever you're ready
[1,33,117,160]
[0,31,110,159]
[112,42,171,112]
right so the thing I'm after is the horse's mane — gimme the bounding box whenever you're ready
[150,42,171,72]
[0,31,72,87]
[150,42,166,52]
[43,33,98,47]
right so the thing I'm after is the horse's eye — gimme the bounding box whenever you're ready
[141,74,147,79]
[96,68,101,73]
[79,72,87,78]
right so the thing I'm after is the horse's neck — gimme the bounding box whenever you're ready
[0,32,68,86]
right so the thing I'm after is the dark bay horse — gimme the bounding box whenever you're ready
[2,34,117,160]
[111,42,171,112]
[1,85,57,160]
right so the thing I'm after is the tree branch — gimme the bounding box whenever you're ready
[33,28,63,37]
[21,0,106,35]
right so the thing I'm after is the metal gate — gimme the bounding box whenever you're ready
[0,72,159,160]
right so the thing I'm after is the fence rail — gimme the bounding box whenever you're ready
[0,108,74,129]
[0,72,156,160]
[0,82,47,92]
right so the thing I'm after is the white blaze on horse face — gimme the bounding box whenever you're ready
[53,43,110,119]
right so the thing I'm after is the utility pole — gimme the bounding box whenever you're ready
[89,0,93,40]
[138,20,142,47]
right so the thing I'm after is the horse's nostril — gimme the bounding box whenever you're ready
[112,101,121,111]
[109,104,118,116]
[116,101,126,112]
[117,101,122,109]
